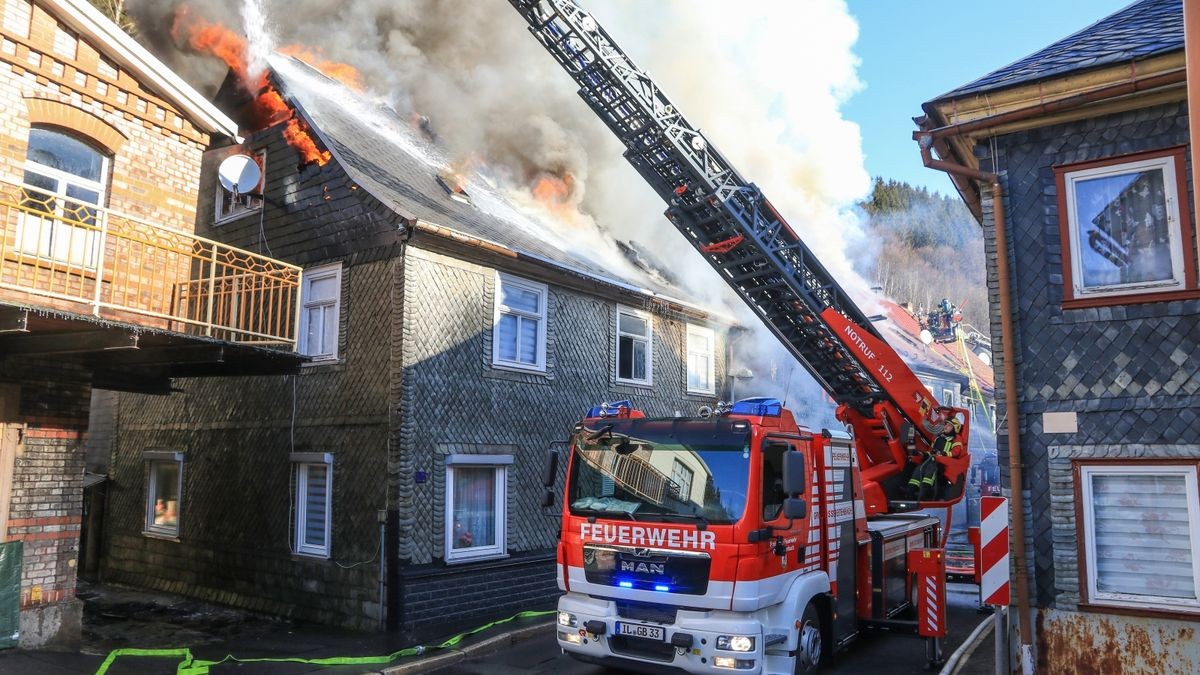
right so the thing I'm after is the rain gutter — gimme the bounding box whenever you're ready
[914,138,1034,675]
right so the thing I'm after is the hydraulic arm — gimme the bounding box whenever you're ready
[509,0,970,512]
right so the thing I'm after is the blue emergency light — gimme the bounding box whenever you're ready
[730,397,783,416]
[618,581,633,588]
[587,400,633,418]
[654,584,671,592]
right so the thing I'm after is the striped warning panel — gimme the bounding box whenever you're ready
[980,496,1010,606]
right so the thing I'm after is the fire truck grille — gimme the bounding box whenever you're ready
[610,634,677,662]
[584,544,711,595]
[616,600,677,624]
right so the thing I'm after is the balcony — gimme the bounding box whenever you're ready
[0,178,300,346]
[0,178,304,393]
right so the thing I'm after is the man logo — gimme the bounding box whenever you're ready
[620,561,665,575]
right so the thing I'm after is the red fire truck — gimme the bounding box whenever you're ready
[511,1,973,672]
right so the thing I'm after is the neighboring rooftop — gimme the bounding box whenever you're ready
[266,55,712,313]
[936,0,1181,100]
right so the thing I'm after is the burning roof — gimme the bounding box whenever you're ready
[258,54,702,305]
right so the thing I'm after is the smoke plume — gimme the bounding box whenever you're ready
[128,0,875,426]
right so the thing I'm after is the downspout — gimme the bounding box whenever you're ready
[916,137,1034,675]
[1185,0,1200,244]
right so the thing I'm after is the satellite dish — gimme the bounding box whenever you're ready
[919,329,934,346]
[218,154,262,196]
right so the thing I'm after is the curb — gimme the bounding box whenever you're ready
[940,614,995,675]
[382,620,554,674]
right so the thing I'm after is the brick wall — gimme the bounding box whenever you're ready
[0,357,90,630]
[976,100,1200,607]
[0,2,209,227]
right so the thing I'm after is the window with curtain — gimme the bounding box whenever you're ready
[1056,148,1195,306]
[686,324,715,394]
[18,128,107,268]
[298,263,341,361]
[1079,463,1200,613]
[492,273,546,372]
[294,457,332,557]
[445,456,509,563]
[616,307,652,384]
[144,453,183,538]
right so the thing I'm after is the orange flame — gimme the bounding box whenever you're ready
[278,45,364,93]
[442,154,484,193]
[532,172,574,212]
[172,6,332,167]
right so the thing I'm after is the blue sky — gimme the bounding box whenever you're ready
[844,0,1134,196]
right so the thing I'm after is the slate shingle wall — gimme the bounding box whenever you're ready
[102,257,392,630]
[976,100,1200,607]
[393,246,727,632]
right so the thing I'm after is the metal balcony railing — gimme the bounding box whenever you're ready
[0,178,301,346]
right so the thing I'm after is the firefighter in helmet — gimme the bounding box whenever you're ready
[907,415,964,500]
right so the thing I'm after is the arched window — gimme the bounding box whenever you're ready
[18,127,108,268]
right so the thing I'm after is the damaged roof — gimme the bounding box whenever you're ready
[266,55,711,313]
[936,0,1181,100]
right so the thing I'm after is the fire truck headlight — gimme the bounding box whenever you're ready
[557,611,577,627]
[712,655,755,669]
[716,635,755,652]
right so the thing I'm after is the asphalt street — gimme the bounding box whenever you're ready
[434,583,991,674]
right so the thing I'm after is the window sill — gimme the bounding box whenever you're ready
[491,362,547,376]
[1077,600,1200,621]
[445,552,509,566]
[1062,288,1200,310]
[213,209,263,226]
[291,551,330,561]
[685,389,716,397]
[301,357,341,368]
[615,378,653,389]
[141,531,180,542]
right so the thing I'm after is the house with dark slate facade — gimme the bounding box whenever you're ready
[917,0,1200,670]
[99,54,732,637]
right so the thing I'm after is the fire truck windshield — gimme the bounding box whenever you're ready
[568,420,751,525]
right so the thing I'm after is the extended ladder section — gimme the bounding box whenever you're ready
[510,0,971,512]
[509,0,882,407]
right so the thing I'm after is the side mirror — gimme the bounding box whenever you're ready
[783,497,807,521]
[542,447,560,488]
[782,450,805,495]
[541,488,557,509]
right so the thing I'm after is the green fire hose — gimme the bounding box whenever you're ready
[93,609,554,674]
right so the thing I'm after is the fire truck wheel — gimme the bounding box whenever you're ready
[795,602,824,674]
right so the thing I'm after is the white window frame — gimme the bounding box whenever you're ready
[670,458,694,500]
[444,455,510,563]
[143,451,184,538]
[292,452,333,558]
[491,272,547,373]
[19,130,108,270]
[941,387,956,408]
[685,324,716,395]
[297,262,342,363]
[214,150,266,224]
[615,306,653,386]
[1079,463,1200,613]
[1061,154,1187,301]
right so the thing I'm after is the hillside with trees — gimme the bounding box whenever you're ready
[857,178,990,335]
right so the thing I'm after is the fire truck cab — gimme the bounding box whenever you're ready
[547,398,945,674]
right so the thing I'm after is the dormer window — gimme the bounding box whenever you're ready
[436,173,471,205]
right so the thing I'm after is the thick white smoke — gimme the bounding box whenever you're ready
[128,0,875,427]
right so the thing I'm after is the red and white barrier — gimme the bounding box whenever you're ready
[980,496,1010,606]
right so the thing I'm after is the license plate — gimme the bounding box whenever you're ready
[616,621,665,640]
